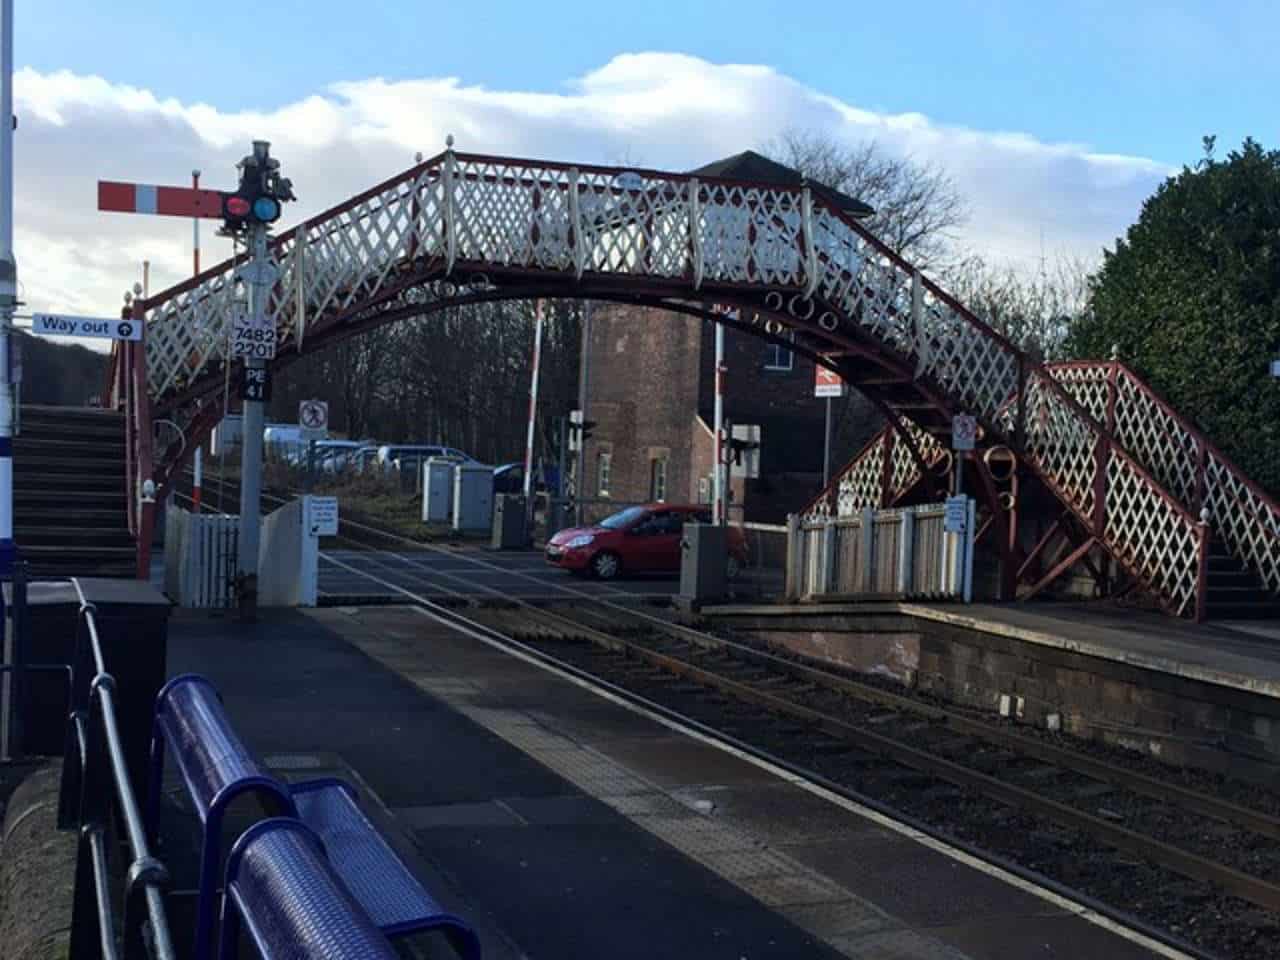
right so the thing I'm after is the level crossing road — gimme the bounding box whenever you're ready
[318,546,680,605]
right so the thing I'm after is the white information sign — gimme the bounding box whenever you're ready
[32,313,142,342]
[308,496,339,537]
[230,307,276,360]
[944,495,969,534]
[951,414,977,452]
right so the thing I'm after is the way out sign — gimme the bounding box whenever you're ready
[32,313,142,342]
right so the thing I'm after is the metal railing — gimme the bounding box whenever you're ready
[55,578,176,960]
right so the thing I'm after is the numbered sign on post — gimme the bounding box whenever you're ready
[230,307,276,360]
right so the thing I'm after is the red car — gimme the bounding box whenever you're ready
[545,503,748,580]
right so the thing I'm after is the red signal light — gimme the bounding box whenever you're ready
[225,196,251,216]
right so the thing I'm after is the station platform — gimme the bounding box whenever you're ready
[164,605,1175,959]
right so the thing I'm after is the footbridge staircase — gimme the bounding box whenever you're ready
[805,360,1280,619]
[103,144,1270,620]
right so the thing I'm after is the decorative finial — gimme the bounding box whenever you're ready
[192,168,201,178]
[414,152,423,163]
[123,291,133,305]
[1109,343,1120,362]
[132,282,143,296]
[1200,506,1210,525]
[445,134,455,149]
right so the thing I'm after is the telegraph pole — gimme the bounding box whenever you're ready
[712,320,726,525]
[522,299,545,528]
[574,301,591,525]
[0,0,16,575]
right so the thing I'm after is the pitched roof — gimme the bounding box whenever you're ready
[688,150,874,218]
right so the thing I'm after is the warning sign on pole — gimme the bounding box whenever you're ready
[814,364,846,398]
[299,399,328,441]
[951,414,977,452]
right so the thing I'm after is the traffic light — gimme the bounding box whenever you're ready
[220,140,295,235]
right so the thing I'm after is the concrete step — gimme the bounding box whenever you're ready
[13,437,128,458]
[1206,585,1280,603]
[14,507,127,527]
[16,526,134,547]
[13,456,126,476]
[1206,570,1263,589]
[13,472,124,493]
[20,407,124,438]
[1209,601,1280,620]
[18,542,136,568]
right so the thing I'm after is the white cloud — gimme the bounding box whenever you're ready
[11,53,1172,348]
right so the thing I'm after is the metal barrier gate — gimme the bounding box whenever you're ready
[164,510,239,608]
[788,499,975,602]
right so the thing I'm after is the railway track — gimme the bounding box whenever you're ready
[173,478,1280,957]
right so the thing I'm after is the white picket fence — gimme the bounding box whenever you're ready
[164,497,322,608]
[164,510,239,608]
[787,499,975,602]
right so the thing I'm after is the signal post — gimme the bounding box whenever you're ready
[97,141,294,617]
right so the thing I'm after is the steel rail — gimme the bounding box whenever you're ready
[188,472,1280,840]
[504,602,1280,916]
[541,600,1280,842]
[293,550,1215,960]
[180,474,1280,902]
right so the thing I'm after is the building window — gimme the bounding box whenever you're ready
[649,457,668,502]
[597,451,612,497]
[764,334,794,371]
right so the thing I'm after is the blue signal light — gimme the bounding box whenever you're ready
[252,196,280,222]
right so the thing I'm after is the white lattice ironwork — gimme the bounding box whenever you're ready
[1104,452,1202,617]
[135,147,1214,616]
[802,418,945,523]
[1050,364,1110,422]
[1049,362,1280,599]
[1205,453,1280,593]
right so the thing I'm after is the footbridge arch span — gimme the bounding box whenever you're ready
[113,146,1207,618]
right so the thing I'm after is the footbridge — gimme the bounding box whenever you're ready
[105,143,1277,620]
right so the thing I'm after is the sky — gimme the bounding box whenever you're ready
[12,0,1275,325]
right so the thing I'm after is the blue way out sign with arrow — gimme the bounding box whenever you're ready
[32,313,142,342]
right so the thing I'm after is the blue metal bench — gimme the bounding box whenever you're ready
[148,674,482,960]
[218,818,399,960]
[147,674,295,960]
[292,778,481,956]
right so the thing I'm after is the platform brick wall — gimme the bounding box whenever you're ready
[718,609,1280,785]
[913,620,1280,783]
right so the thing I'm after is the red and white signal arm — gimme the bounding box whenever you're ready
[814,364,846,398]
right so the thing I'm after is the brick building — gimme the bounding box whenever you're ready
[578,149,879,522]
[581,304,842,522]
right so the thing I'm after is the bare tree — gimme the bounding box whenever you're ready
[944,254,1090,361]
[764,130,966,269]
